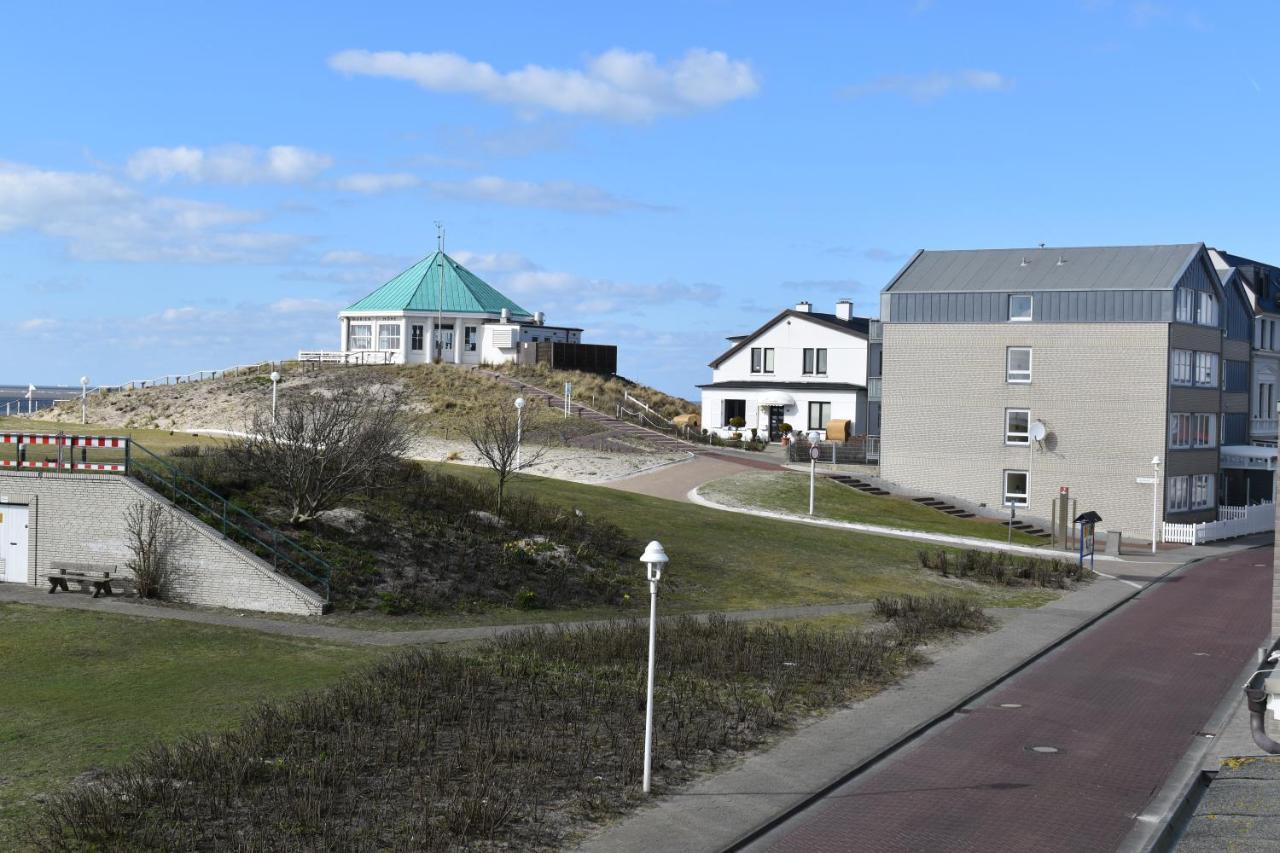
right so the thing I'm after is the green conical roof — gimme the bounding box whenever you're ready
[345,251,532,316]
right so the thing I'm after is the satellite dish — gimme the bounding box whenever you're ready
[1029,420,1047,442]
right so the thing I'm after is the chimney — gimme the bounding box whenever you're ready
[835,299,853,321]
[500,308,510,323]
[795,301,812,313]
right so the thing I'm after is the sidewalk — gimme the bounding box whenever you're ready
[0,583,875,646]
[571,569,1161,853]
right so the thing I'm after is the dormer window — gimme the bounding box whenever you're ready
[1008,294,1033,322]
[1197,291,1219,327]
[1176,288,1195,323]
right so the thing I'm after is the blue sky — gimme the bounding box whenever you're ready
[4,1,1278,398]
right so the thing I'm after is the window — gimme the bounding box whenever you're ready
[1176,288,1195,323]
[348,323,372,350]
[750,347,765,373]
[763,348,775,373]
[1171,349,1193,385]
[1006,347,1032,383]
[802,348,828,375]
[1197,291,1219,327]
[1192,413,1217,448]
[1003,470,1029,507]
[723,398,746,426]
[1166,475,1189,512]
[410,325,423,351]
[465,326,478,352]
[1005,409,1030,445]
[377,323,401,351]
[808,401,832,431]
[1194,351,1219,387]
[1191,474,1215,510]
[1258,383,1275,419]
[1009,294,1033,322]
[1169,413,1191,449]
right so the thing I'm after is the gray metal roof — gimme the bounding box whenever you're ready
[883,244,1204,294]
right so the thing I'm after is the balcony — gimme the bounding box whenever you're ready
[867,376,881,402]
[868,320,882,342]
[1251,417,1278,439]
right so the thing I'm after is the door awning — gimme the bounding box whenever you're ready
[756,391,797,408]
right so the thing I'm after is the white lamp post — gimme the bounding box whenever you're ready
[79,376,89,425]
[640,539,668,794]
[269,371,281,424]
[26,384,35,415]
[808,431,821,515]
[514,397,526,470]
[1151,456,1161,553]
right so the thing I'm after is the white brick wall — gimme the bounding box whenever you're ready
[881,323,1173,541]
[0,472,323,615]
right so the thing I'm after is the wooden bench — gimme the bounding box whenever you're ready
[47,562,126,598]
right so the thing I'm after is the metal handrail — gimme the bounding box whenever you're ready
[127,441,332,601]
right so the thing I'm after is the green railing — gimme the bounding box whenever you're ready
[127,441,333,603]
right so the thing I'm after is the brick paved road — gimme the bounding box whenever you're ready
[752,549,1271,853]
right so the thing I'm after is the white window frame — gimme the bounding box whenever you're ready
[1192,413,1217,448]
[1166,475,1190,512]
[1171,349,1193,385]
[763,348,775,373]
[1191,473,1215,510]
[410,324,424,351]
[465,325,478,352]
[348,323,372,350]
[1197,291,1219,327]
[1176,288,1195,324]
[1005,409,1030,445]
[1008,294,1033,322]
[1194,351,1219,388]
[1169,413,1191,449]
[1006,347,1032,383]
[1003,470,1029,507]
[377,322,401,351]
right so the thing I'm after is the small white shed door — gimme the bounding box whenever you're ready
[0,505,30,583]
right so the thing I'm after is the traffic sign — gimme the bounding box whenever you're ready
[1135,476,1157,485]
[809,446,820,460]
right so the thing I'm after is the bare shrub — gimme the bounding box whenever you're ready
[123,500,180,599]
[233,383,411,524]
[917,548,1090,588]
[464,406,548,518]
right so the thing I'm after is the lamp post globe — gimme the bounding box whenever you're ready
[640,539,668,794]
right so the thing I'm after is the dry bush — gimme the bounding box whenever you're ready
[917,548,1091,589]
[123,500,180,600]
[35,610,983,851]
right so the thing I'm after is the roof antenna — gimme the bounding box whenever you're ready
[435,220,445,254]
[434,221,445,364]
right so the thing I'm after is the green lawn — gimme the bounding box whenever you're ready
[700,470,1043,545]
[0,604,377,848]
[434,463,1056,613]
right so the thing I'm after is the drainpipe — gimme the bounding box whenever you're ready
[1244,639,1280,754]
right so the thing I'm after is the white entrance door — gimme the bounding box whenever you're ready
[0,505,30,583]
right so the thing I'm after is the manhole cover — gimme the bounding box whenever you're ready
[1027,746,1061,754]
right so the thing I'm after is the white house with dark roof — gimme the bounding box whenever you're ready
[314,250,581,366]
[699,300,880,441]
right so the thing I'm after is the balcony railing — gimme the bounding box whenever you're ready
[867,376,881,402]
[1251,417,1278,438]
[868,320,882,342]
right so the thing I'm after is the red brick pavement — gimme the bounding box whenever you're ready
[759,550,1271,853]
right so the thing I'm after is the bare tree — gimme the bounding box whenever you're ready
[465,407,548,518]
[124,500,180,599]
[234,383,412,524]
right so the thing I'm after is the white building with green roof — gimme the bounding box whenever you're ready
[323,251,582,366]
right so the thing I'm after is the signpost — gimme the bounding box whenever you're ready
[564,382,572,418]
[809,443,820,515]
[1078,520,1096,569]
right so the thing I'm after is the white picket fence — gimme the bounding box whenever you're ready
[1162,500,1275,545]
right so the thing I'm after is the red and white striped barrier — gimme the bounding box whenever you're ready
[0,433,126,447]
[0,433,130,474]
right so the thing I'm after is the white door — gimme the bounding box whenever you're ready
[0,505,30,583]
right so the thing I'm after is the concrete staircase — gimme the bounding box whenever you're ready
[827,473,891,496]
[912,496,1052,537]
[480,371,700,455]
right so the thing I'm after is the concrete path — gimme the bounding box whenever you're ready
[604,455,752,501]
[742,548,1271,853]
[0,583,873,646]
[570,546,1267,853]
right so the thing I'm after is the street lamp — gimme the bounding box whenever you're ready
[1151,456,1161,554]
[640,539,668,794]
[79,376,89,425]
[808,431,822,515]
[514,396,526,470]
[269,371,281,424]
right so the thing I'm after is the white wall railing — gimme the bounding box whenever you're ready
[1162,500,1274,545]
[297,350,396,365]
[1251,417,1278,438]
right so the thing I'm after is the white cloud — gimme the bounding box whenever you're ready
[334,172,422,194]
[126,144,333,184]
[328,47,760,122]
[842,70,1013,102]
[270,297,345,315]
[19,318,56,332]
[0,160,306,263]
[429,175,662,214]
